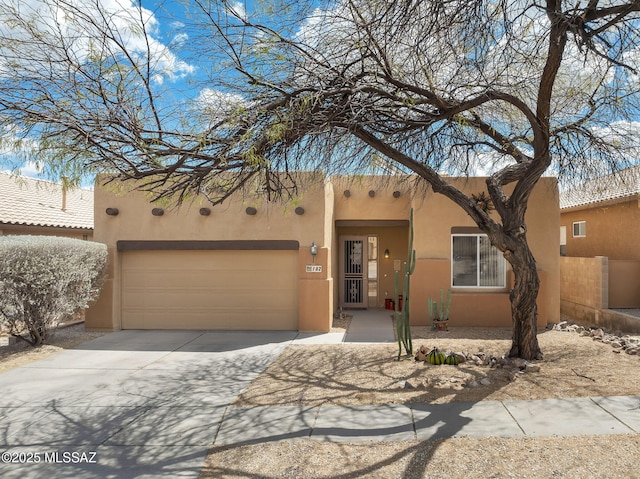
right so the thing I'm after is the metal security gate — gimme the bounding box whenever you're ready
[339,236,368,308]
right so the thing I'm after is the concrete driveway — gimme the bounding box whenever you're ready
[0,330,298,479]
[4,316,638,478]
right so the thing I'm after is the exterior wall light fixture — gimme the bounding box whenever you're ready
[199,207,211,216]
[384,249,390,259]
[105,208,119,216]
[310,242,318,263]
[368,190,376,198]
[151,208,164,216]
[295,206,305,215]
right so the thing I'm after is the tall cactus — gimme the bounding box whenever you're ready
[394,208,416,360]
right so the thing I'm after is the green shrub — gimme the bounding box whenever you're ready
[0,235,108,346]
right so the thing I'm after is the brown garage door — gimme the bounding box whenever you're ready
[120,250,298,330]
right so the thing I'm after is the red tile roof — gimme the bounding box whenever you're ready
[0,172,93,230]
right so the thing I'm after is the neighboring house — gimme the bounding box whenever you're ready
[87,174,559,332]
[560,165,640,260]
[0,172,94,240]
[559,165,640,313]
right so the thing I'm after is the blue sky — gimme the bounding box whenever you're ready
[0,0,267,183]
[0,1,638,188]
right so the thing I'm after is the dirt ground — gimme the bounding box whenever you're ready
[205,323,640,479]
[0,323,106,373]
[234,326,640,406]
[1,320,638,478]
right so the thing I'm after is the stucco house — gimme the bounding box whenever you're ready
[0,172,93,239]
[86,174,560,332]
[560,165,640,260]
[560,165,640,312]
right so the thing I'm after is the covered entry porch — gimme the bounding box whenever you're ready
[335,220,409,310]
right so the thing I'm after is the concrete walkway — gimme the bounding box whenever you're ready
[215,395,640,445]
[0,314,639,478]
[343,309,395,343]
[0,330,296,479]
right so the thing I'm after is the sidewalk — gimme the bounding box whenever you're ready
[220,311,640,445]
[214,396,640,445]
[292,308,395,345]
[0,314,638,479]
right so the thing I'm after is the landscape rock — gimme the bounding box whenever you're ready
[413,320,639,387]
[454,352,467,363]
[508,370,522,382]
[509,358,527,369]
[525,362,541,373]
[555,321,640,355]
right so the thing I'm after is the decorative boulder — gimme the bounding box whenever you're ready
[414,345,429,362]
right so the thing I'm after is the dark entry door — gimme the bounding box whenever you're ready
[339,236,368,308]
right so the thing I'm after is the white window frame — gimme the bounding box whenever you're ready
[451,234,506,289]
[572,221,586,238]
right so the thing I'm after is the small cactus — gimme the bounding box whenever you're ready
[429,289,452,329]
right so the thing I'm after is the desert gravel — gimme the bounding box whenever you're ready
[2,320,638,478]
[0,323,107,372]
[202,435,640,479]
[215,323,640,479]
[234,326,640,406]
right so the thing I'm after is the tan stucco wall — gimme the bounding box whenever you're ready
[609,260,640,308]
[332,176,413,221]
[329,176,559,327]
[560,256,640,332]
[88,174,560,331]
[561,256,640,311]
[298,247,333,331]
[561,198,640,260]
[560,256,608,311]
[87,173,332,331]
[408,177,559,327]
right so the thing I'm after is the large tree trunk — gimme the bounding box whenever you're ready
[506,237,543,360]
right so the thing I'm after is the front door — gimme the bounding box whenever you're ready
[339,236,368,308]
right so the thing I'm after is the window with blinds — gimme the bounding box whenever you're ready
[452,234,505,288]
[572,221,586,238]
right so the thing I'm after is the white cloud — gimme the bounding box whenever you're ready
[172,32,189,47]
[228,1,247,21]
[17,160,43,176]
[462,151,515,177]
[0,0,194,83]
[195,88,245,119]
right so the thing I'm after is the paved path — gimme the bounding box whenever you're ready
[0,330,295,479]
[343,309,395,343]
[0,313,639,478]
[214,396,640,446]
